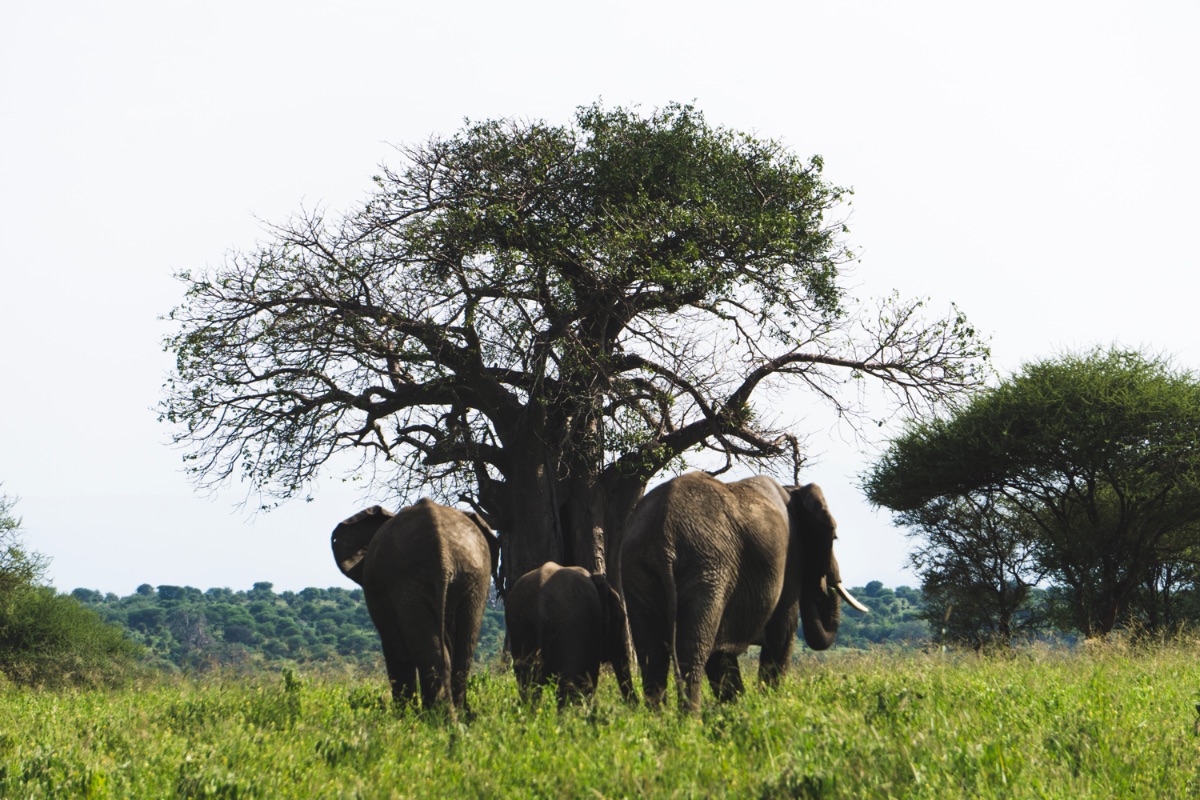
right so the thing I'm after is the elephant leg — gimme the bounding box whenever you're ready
[448,598,484,714]
[415,643,453,715]
[543,634,587,708]
[555,675,576,709]
[572,666,600,706]
[384,650,419,707]
[512,650,537,704]
[704,651,744,702]
[554,665,596,708]
[758,601,799,687]
[402,613,453,718]
[584,665,600,700]
[625,583,670,709]
[545,654,572,709]
[674,600,723,713]
[369,603,419,707]
[629,623,670,709]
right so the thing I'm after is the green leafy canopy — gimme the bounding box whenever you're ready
[865,346,1200,635]
[160,101,989,540]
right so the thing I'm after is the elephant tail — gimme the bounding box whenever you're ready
[664,560,682,696]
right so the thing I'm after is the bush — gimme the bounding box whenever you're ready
[0,586,143,688]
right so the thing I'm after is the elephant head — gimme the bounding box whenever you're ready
[789,484,869,651]
[331,505,396,586]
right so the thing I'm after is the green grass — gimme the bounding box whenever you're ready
[1,639,1199,798]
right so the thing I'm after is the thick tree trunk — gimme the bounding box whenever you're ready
[562,474,605,573]
[493,448,565,595]
[598,472,647,591]
[486,408,652,593]
[559,470,646,582]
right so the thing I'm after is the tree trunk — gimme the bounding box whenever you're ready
[492,448,564,595]
[562,474,605,573]
[597,471,647,591]
[559,467,646,581]
[486,407,652,593]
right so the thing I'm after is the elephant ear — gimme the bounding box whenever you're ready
[795,483,834,529]
[331,506,394,586]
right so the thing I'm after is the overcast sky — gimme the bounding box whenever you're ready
[2,2,1197,595]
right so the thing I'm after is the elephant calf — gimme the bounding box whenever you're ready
[505,562,637,707]
[332,499,499,720]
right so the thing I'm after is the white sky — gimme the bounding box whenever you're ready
[2,2,1197,595]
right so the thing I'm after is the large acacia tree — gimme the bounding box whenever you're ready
[162,103,988,589]
[865,348,1200,636]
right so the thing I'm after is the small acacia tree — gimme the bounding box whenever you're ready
[162,102,989,588]
[865,347,1200,637]
[901,492,1047,647]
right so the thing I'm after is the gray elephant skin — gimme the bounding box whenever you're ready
[620,471,868,712]
[504,561,637,707]
[332,499,499,719]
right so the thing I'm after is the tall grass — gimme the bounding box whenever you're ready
[1,638,1198,798]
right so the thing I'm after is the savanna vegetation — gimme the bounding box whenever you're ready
[2,640,1198,798]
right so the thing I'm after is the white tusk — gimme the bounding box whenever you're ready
[836,582,870,613]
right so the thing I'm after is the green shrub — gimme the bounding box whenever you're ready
[0,586,142,687]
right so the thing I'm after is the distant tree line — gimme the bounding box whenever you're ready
[834,582,930,649]
[63,580,930,672]
[68,582,507,672]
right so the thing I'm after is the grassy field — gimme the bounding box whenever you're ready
[1,638,1198,799]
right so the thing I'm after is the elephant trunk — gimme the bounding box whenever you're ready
[799,576,841,651]
[799,551,854,651]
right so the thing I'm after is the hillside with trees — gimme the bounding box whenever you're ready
[68,582,506,672]
[61,579,925,673]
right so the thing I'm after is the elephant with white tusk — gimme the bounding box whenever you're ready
[620,472,868,712]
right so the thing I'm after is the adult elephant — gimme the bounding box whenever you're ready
[331,499,500,720]
[505,562,637,707]
[620,471,868,712]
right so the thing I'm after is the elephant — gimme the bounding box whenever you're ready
[504,561,637,707]
[331,499,500,720]
[619,471,868,712]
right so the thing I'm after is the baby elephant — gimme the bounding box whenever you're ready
[505,562,637,707]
